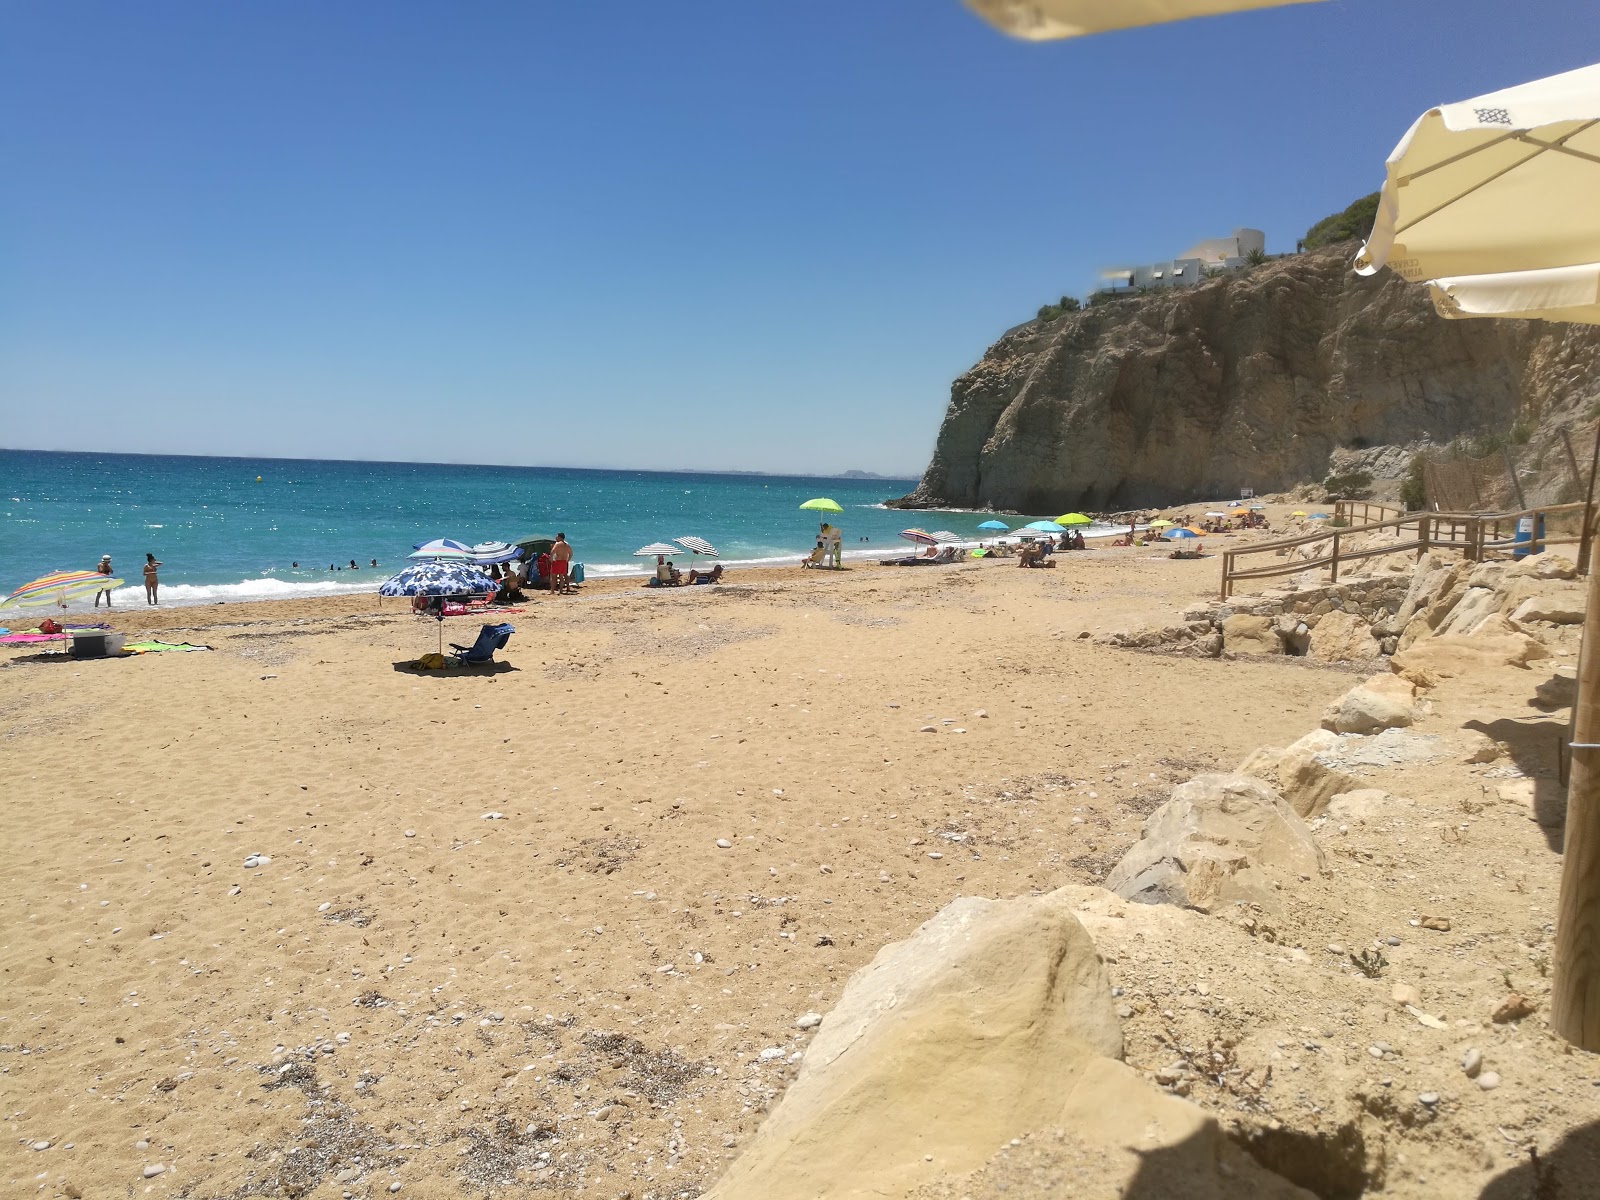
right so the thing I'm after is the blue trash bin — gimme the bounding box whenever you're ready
[571,562,585,584]
[1512,515,1546,559]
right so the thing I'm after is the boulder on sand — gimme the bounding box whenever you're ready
[1222,613,1282,656]
[1321,674,1417,735]
[1105,774,1326,914]
[1508,553,1578,581]
[1238,729,1359,818]
[1389,629,1549,686]
[1307,609,1378,663]
[705,889,1312,1200]
[1511,589,1586,625]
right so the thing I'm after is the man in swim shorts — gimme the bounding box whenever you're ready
[95,555,114,607]
[551,533,573,594]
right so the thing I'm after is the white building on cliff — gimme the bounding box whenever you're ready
[1098,227,1266,293]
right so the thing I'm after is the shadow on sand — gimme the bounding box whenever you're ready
[1464,711,1569,851]
[1478,1119,1600,1199]
[390,660,517,676]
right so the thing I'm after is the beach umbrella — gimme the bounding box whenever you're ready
[962,0,1322,41]
[900,528,939,546]
[1148,519,1176,528]
[1250,505,1266,511]
[1307,513,1331,520]
[929,530,962,543]
[1204,511,1229,518]
[409,538,474,561]
[467,541,522,564]
[1162,528,1198,539]
[1054,513,1092,526]
[1291,510,1308,517]
[1427,264,1600,325]
[977,520,1009,531]
[675,536,719,557]
[799,498,843,513]
[513,536,556,562]
[1184,526,1207,537]
[1230,507,1249,516]
[1022,520,1062,532]
[379,561,498,654]
[1356,63,1600,290]
[0,569,124,610]
[633,543,682,557]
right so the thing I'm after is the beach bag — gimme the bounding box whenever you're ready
[414,652,448,670]
[39,618,62,634]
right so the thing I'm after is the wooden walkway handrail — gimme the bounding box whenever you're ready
[1220,500,1596,598]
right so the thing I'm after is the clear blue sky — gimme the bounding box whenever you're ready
[3,1,1596,476]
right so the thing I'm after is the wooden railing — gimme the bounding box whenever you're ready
[1220,501,1593,599]
[1334,499,1407,525]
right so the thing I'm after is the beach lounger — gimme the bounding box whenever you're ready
[449,622,514,665]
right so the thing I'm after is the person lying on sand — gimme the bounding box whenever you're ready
[687,564,724,585]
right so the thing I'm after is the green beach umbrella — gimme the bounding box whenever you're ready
[1054,513,1092,526]
[799,498,843,513]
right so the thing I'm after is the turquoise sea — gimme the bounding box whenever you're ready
[1,449,1107,608]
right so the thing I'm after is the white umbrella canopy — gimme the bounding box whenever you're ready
[1357,63,1600,287]
[962,0,1321,40]
[1428,262,1600,326]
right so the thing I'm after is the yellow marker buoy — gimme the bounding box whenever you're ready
[256,476,262,483]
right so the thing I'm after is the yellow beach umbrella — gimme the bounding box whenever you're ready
[1054,513,1092,526]
[962,0,1323,40]
[1148,519,1175,528]
[1291,510,1308,518]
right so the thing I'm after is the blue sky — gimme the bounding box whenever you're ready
[3,1,1596,476]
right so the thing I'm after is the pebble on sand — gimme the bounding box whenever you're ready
[1461,1048,1483,1078]
[1477,1071,1502,1091]
[796,1012,823,1030]
[716,839,732,848]
[143,1164,166,1178]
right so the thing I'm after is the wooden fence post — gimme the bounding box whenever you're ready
[1330,531,1341,583]
[1553,559,1600,1050]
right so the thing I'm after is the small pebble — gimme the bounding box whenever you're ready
[1477,1071,1502,1091]
[716,838,732,849]
[143,1165,166,1179]
[917,725,937,733]
[1462,1048,1483,1078]
[317,903,331,913]
[796,1012,823,1030]
[136,1140,149,1150]
[32,1141,50,1151]
[1418,1092,1439,1107]
[758,1047,785,1061]
[1367,1045,1386,1059]
[1385,936,1402,946]
[927,852,943,860]
[389,1184,402,1194]
[404,829,416,838]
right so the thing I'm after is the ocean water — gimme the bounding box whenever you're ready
[1,450,1121,609]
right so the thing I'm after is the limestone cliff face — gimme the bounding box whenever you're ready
[895,246,1600,512]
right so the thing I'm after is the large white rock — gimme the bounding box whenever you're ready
[1222,613,1281,656]
[1105,774,1326,913]
[1238,729,1358,818]
[1390,629,1549,686]
[1307,609,1378,663]
[1321,674,1417,735]
[1508,553,1578,581]
[705,889,1311,1200]
[1511,589,1586,625]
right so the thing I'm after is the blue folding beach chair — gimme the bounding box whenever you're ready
[449,622,514,665]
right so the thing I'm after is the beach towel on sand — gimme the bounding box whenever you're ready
[413,652,449,670]
[122,641,212,654]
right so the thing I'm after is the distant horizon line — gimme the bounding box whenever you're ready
[0,445,922,482]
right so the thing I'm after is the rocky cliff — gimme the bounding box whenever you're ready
[894,246,1600,512]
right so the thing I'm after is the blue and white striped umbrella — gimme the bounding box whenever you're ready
[467,541,522,564]
[379,561,498,597]
[409,538,474,560]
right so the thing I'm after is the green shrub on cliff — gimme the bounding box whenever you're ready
[1304,193,1381,250]
[1322,470,1373,501]
[1399,455,1427,512]
[1036,295,1083,323]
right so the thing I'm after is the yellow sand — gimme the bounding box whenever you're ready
[0,528,1350,1197]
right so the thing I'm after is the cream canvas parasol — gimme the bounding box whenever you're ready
[963,0,1321,41]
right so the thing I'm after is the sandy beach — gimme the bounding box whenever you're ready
[6,516,1595,1198]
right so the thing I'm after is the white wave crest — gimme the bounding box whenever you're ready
[104,577,378,609]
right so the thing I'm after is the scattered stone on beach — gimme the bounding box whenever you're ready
[1477,1071,1502,1091]
[1391,983,1421,1009]
[716,839,732,848]
[917,725,936,733]
[1321,675,1416,735]
[143,1164,166,1178]
[32,1140,50,1151]
[1420,915,1452,932]
[1462,1048,1484,1078]
[758,1047,785,1061]
[796,1012,822,1030]
[480,811,505,820]
[1492,993,1535,1024]
[404,829,416,838]
[1105,773,1325,913]
[242,854,270,868]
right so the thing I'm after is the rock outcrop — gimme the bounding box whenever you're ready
[1105,774,1326,913]
[893,245,1600,512]
[707,890,1312,1200]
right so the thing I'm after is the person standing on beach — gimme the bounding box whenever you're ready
[142,553,162,605]
[827,523,843,568]
[94,555,114,607]
[551,533,573,594]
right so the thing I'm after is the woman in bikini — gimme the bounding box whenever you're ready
[143,553,162,605]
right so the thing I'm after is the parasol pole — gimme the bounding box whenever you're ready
[1554,561,1600,1050]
